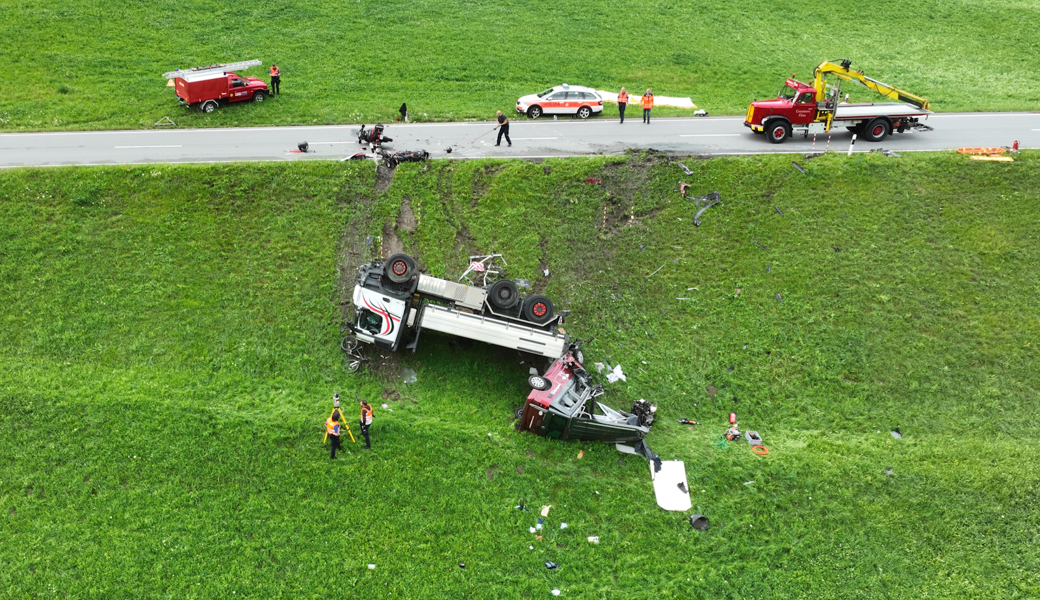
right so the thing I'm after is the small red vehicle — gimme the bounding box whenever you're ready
[163,59,269,113]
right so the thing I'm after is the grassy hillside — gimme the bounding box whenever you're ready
[1,153,1039,598]
[3,0,1039,131]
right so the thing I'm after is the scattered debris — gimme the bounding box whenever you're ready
[689,514,710,531]
[552,590,561,596]
[543,269,551,277]
[587,536,599,544]
[727,365,734,372]
[514,278,531,289]
[381,149,430,169]
[775,206,784,216]
[445,146,453,153]
[529,527,536,533]
[775,293,783,303]
[617,459,626,466]
[885,469,894,475]
[744,481,755,485]
[515,504,527,511]
[381,403,389,409]
[753,241,768,251]
[540,505,552,517]
[560,523,568,529]
[678,163,694,175]
[545,561,559,570]
[792,161,806,174]
[735,288,741,296]
[970,155,1014,162]
[677,482,689,494]
[605,364,626,383]
[646,264,665,279]
[694,109,708,117]
[400,367,417,383]
[459,563,466,569]
[594,362,605,373]
[890,429,902,439]
[690,192,722,227]
[870,148,902,158]
[368,564,376,570]
[678,182,695,197]
[577,450,584,459]
[678,419,701,425]
[585,178,602,185]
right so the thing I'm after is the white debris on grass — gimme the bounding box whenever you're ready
[594,362,606,373]
[605,364,626,383]
[540,505,552,517]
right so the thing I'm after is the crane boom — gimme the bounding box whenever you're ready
[813,59,930,111]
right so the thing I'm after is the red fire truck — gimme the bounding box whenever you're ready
[162,60,269,113]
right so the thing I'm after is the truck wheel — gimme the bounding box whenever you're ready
[574,348,585,365]
[385,253,417,283]
[489,280,520,310]
[528,106,543,119]
[528,375,551,391]
[201,101,217,114]
[514,406,525,420]
[862,118,891,142]
[252,91,265,103]
[523,295,555,324]
[577,106,592,119]
[766,121,791,144]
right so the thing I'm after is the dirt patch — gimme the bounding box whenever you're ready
[486,466,500,480]
[397,196,417,232]
[516,465,524,474]
[706,385,717,397]
[374,164,395,194]
[381,222,405,257]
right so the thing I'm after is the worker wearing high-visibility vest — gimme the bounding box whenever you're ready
[269,64,281,95]
[617,87,629,124]
[326,410,343,459]
[641,89,654,124]
[359,400,374,449]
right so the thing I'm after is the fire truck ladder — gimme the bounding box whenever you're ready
[162,59,262,80]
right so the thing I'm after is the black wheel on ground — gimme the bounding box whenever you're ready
[344,358,362,373]
[766,120,791,144]
[577,106,592,119]
[528,375,550,391]
[514,406,525,420]
[523,295,555,324]
[201,101,217,113]
[252,91,265,103]
[528,105,543,119]
[489,280,520,310]
[574,348,585,365]
[385,253,417,283]
[341,335,359,353]
[861,118,891,142]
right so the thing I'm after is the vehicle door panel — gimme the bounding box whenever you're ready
[792,92,817,123]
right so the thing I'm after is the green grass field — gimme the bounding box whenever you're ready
[2,152,1038,598]
[3,0,1039,131]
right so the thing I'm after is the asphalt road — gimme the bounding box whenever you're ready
[1,112,1037,168]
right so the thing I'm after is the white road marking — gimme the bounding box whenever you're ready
[309,141,356,144]
[511,137,558,140]
[114,145,182,148]
[679,134,741,137]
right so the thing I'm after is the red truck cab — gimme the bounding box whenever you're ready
[744,78,822,140]
[173,71,269,113]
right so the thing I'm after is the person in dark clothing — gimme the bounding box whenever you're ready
[494,111,511,147]
[617,87,629,123]
[326,410,343,459]
[269,64,281,95]
[359,400,373,449]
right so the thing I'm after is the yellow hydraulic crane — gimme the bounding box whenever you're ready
[809,59,929,132]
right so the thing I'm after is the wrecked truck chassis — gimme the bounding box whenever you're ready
[518,341,655,444]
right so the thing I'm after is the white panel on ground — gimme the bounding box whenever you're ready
[651,460,692,511]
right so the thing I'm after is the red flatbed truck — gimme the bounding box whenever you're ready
[162,59,269,113]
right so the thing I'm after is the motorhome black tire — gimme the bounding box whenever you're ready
[385,253,417,283]
[766,120,791,144]
[523,295,555,324]
[528,375,550,391]
[489,280,520,309]
[861,118,891,142]
[252,91,265,103]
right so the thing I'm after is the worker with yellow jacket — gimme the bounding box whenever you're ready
[641,88,654,124]
[326,410,343,459]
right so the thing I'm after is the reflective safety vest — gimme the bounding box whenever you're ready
[270,66,280,77]
[617,90,628,104]
[361,405,373,425]
[641,93,654,109]
[326,417,341,436]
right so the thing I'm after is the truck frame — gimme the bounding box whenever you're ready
[347,253,568,359]
[744,59,932,144]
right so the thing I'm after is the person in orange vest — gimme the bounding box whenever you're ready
[641,88,654,124]
[269,64,281,95]
[617,87,629,123]
[359,400,374,449]
[326,410,343,459]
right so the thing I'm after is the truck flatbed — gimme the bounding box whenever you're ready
[413,303,568,359]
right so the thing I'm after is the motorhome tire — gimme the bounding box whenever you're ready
[523,295,555,324]
[528,375,550,391]
[385,253,417,283]
[489,280,520,309]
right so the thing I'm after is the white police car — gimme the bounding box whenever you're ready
[516,84,604,119]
